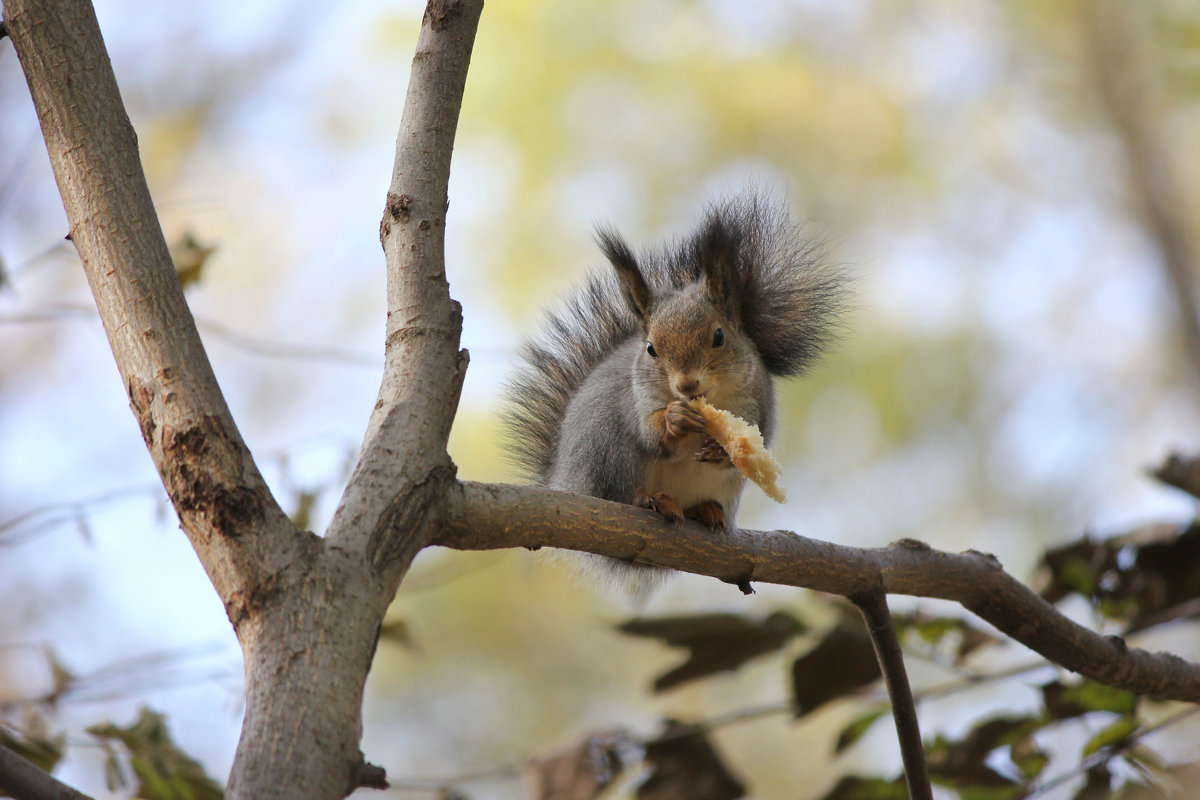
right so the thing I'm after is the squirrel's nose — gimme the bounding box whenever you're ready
[675,376,700,398]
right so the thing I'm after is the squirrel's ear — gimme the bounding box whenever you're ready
[597,227,652,323]
[699,216,741,320]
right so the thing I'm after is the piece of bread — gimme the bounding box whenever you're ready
[692,398,787,503]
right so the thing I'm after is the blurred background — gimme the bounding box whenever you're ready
[2,0,1200,797]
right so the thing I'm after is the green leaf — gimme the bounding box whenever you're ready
[1010,736,1048,780]
[1082,716,1140,757]
[1041,679,1138,719]
[102,742,128,792]
[835,707,889,754]
[0,729,65,773]
[88,707,224,800]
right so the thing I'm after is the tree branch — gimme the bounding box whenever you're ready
[324,0,480,589]
[4,0,297,620]
[852,590,931,800]
[436,481,1200,703]
[0,744,95,800]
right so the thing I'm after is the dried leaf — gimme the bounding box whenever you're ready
[835,707,889,754]
[169,231,216,288]
[1071,763,1113,800]
[791,621,880,717]
[926,716,1044,793]
[637,721,745,800]
[289,489,319,531]
[1041,679,1138,720]
[618,611,803,692]
[527,731,627,800]
[43,645,75,699]
[1036,522,1200,631]
[379,618,417,649]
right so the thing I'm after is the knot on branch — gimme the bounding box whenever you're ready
[353,758,389,791]
[425,0,465,31]
[368,462,459,571]
[162,416,265,537]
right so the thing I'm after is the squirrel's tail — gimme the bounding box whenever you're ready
[502,190,847,483]
[502,269,640,483]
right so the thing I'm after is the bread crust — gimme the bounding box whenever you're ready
[692,398,787,503]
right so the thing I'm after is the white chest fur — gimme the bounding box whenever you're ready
[642,442,745,522]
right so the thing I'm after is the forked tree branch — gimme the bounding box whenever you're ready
[437,482,1200,704]
[324,0,479,589]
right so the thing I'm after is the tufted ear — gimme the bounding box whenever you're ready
[597,227,653,323]
[699,215,742,321]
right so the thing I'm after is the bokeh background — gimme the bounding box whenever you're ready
[2,0,1200,797]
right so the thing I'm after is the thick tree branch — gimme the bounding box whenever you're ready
[0,744,94,800]
[852,590,931,800]
[437,481,1200,703]
[4,0,298,619]
[324,0,480,584]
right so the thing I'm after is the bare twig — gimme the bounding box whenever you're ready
[853,590,931,800]
[0,744,94,800]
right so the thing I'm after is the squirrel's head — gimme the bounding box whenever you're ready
[597,222,753,402]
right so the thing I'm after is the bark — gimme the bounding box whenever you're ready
[0,744,95,800]
[852,591,930,800]
[437,482,1200,704]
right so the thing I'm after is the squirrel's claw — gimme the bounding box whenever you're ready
[695,437,731,465]
[634,487,685,525]
[664,400,706,439]
[685,500,727,533]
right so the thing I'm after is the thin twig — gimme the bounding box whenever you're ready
[853,589,932,800]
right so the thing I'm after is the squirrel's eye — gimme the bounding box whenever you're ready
[712,328,725,347]
[646,342,658,358]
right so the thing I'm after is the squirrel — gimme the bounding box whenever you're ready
[503,193,846,585]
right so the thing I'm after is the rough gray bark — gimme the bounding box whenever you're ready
[7,1,1200,799]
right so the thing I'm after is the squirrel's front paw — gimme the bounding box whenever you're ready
[695,437,731,465]
[664,400,706,440]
